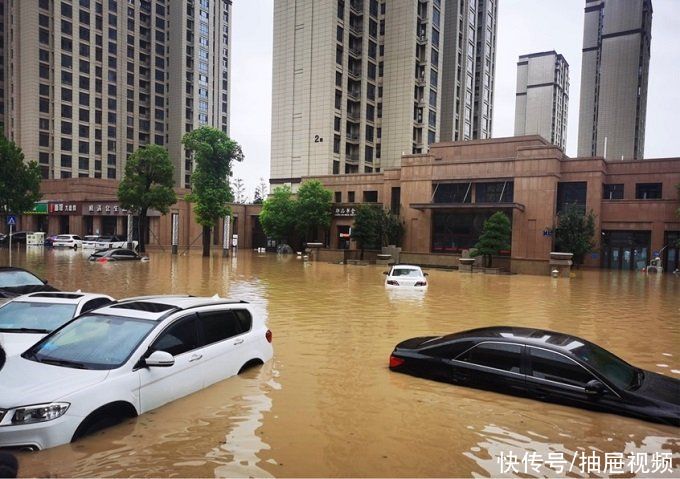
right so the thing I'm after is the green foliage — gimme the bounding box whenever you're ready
[253,178,268,204]
[259,185,297,242]
[555,203,596,265]
[471,212,512,267]
[351,204,404,251]
[295,180,333,241]
[117,145,177,252]
[0,133,42,214]
[182,127,244,228]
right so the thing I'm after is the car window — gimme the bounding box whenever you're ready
[27,314,156,369]
[456,342,522,373]
[199,309,252,346]
[529,347,596,387]
[0,270,45,288]
[0,302,77,332]
[82,297,113,313]
[152,315,201,356]
[391,268,422,277]
[569,342,637,390]
[74,236,82,240]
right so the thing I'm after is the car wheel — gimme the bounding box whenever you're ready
[72,413,119,441]
[238,358,264,375]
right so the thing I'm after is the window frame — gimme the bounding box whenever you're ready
[453,341,524,376]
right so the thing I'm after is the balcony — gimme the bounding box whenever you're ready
[349,23,363,36]
[349,47,362,58]
[347,67,362,80]
[347,109,361,120]
[347,89,361,101]
[345,153,360,163]
[350,0,363,15]
[346,132,360,144]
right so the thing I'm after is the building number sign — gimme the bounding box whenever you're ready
[314,135,323,143]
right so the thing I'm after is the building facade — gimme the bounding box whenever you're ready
[310,136,680,274]
[270,0,497,189]
[0,0,231,187]
[514,51,569,150]
[577,0,652,160]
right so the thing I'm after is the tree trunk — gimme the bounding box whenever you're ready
[202,225,211,257]
[138,208,147,253]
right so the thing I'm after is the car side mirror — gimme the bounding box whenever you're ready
[43,279,48,284]
[585,379,606,396]
[145,350,174,368]
[424,272,429,276]
[383,271,388,275]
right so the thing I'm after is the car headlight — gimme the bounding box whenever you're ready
[11,403,70,425]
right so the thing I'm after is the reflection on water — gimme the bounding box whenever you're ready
[2,248,678,477]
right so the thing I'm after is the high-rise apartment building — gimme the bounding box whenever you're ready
[1,0,231,187]
[577,0,652,160]
[514,51,569,150]
[270,0,497,188]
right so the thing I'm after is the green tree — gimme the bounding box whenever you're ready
[471,211,512,268]
[182,127,244,257]
[554,203,596,266]
[350,205,403,259]
[231,177,246,204]
[295,180,332,244]
[0,133,42,218]
[259,185,297,244]
[117,145,177,253]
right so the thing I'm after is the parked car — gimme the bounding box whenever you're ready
[0,231,32,246]
[0,296,273,450]
[94,235,138,251]
[89,248,146,262]
[52,234,83,249]
[389,326,680,426]
[0,292,115,357]
[43,235,58,247]
[383,264,428,289]
[0,267,58,305]
[81,235,101,249]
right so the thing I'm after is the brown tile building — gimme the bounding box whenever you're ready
[312,136,680,274]
[9,178,264,252]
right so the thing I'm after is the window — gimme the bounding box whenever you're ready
[363,191,378,202]
[635,183,662,200]
[152,316,201,356]
[433,183,472,203]
[335,192,342,203]
[603,184,624,200]
[476,182,514,203]
[348,191,356,203]
[556,181,587,214]
[457,342,522,373]
[529,347,595,387]
[199,309,252,346]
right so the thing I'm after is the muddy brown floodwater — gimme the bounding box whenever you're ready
[1,247,679,477]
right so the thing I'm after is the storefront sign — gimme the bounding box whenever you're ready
[334,206,357,217]
[84,203,127,215]
[25,203,48,215]
[48,203,80,215]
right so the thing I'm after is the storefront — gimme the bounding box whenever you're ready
[601,231,651,271]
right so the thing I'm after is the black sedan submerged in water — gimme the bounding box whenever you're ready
[389,327,680,426]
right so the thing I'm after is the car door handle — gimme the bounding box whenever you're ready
[233,338,244,345]
[189,354,203,362]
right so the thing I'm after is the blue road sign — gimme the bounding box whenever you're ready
[6,215,16,226]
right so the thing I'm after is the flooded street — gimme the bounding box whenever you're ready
[2,248,679,477]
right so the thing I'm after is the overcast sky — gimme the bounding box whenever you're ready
[229,0,680,199]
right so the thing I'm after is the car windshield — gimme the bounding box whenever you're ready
[0,270,44,288]
[391,268,422,277]
[26,313,156,370]
[0,301,77,333]
[56,235,71,240]
[571,342,638,390]
[84,236,99,241]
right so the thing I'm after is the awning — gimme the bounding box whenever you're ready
[409,202,525,212]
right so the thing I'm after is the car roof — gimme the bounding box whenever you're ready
[421,326,594,353]
[391,264,422,270]
[5,291,114,305]
[93,296,251,321]
[0,266,39,274]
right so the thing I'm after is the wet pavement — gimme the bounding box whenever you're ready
[1,247,679,477]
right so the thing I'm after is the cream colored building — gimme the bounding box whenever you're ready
[577,0,652,160]
[1,0,231,188]
[270,0,497,189]
[514,51,569,150]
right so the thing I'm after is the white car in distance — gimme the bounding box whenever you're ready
[81,235,101,249]
[0,292,115,357]
[0,296,273,450]
[384,264,429,289]
[52,235,83,249]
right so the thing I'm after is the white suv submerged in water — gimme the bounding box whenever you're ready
[0,296,273,450]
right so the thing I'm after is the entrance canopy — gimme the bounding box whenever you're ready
[409,202,526,212]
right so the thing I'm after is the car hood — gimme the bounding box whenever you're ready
[635,370,680,406]
[0,284,59,298]
[0,356,110,407]
[0,333,46,357]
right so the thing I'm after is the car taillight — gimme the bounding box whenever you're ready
[414,281,427,287]
[389,355,405,368]
[265,329,272,343]
[387,280,399,286]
